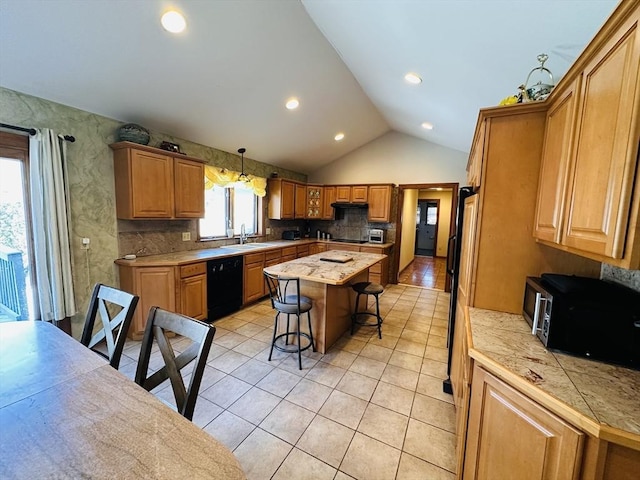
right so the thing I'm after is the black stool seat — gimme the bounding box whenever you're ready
[351,281,384,339]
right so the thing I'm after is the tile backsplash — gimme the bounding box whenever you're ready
[601,264,640,292]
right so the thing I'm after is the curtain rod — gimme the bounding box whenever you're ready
[0,122,76,143]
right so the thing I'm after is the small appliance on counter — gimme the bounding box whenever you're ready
[523,274,640,370]
[282,230,301,240]
[368,229,384,244]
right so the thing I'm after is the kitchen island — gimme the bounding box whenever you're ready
[263,250,387,353]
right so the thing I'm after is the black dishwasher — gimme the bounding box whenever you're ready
[207,255,243,321]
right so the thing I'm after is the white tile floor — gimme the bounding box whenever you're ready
[118,284,457,480]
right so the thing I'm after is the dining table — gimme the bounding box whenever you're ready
[263,250,387,353]
[0,320,246,479]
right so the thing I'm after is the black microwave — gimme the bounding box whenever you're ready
[523,274,640,370]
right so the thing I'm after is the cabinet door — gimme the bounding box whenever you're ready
[534,81,579,243]
[281,181,295,219]
[179,274,207,320]
[563,14,640,258]
[130,150,173,218]
[367,185,392,222]
[133,267,176,339]
[174,158,205,218]
[457,195,478,307]
[464,367,583,480]
[322,186,336,219]
[306,186,323,218]
[294,183,307,219]
[244,261,265,304]
[336,186,351,202]
[351,185,368,202]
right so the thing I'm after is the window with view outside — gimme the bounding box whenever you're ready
[199,184,258,239]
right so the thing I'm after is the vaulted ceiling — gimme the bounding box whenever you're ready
[0,0,618,173]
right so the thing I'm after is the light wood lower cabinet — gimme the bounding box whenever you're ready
[243,252,265,304]
[464,365,583,480]
[309,243,327,255]
[178,263,207,321]
[118,265,177,340]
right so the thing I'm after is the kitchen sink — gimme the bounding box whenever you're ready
[221,243,268,249]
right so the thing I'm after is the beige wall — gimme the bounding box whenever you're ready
[309,130,468,185]
[418,189,453,258]
[399,189,418,272]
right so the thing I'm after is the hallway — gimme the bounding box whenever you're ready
[398,256,446,291]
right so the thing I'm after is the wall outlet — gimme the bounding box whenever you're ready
[81,237,90,250]
[182,232,191,241]
[266,227,271,235]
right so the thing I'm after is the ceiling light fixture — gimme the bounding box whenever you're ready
[334,132,345,141]
[161,10,187,33]
[237,148,249,182]
[285,98,299,110]
[421,122,434,130]
[404,72,422,84]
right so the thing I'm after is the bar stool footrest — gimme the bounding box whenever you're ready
[351,312,382,328]
[272,332,314,354]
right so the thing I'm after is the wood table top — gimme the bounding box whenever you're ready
[0,321,246,479]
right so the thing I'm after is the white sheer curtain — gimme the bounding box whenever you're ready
[29,129,76,321]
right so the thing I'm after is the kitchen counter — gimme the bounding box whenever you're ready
[263,250,386,286]
[114,238,394,267]
[467,307,640,449]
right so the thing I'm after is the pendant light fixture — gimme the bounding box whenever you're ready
[237,147,249,182]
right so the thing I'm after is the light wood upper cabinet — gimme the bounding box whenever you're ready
[111,142,205,220]
[322,186,336,219]
[295,183,307,219]
[464,366,583,480]
[367,184,392,223]
[267,178,296,219]
[534,79,580,243]
[534,4,640,269]
[306,185,323,219]
[335,186,351,202]
[351,185,368,202]
[174,158,205,218]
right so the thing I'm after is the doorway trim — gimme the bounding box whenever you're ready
[393,182,459,292]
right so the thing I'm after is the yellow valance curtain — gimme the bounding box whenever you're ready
[204,165,267,197]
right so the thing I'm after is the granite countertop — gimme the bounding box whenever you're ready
[114,239,393,267]
[263,250,386,286]
[467,307,640,447]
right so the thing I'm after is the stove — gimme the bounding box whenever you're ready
[330,239,368,244]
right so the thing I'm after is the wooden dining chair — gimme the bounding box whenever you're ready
[134,307,216,421]
[80,283,139,369]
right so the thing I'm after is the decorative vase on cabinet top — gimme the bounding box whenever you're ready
[117,123,150,145]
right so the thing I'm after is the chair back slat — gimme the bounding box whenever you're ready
[134,307,216,421]
[80,283,139,369]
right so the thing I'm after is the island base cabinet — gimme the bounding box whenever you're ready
[464,365,583,480]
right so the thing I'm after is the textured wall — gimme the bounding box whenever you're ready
[0,87,304,336]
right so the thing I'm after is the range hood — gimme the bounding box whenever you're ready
[331,202,368,209]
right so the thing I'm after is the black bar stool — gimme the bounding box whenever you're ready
[351,281,384,339]
[264,271,316,370]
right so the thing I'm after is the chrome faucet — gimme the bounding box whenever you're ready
[239,223,247,244]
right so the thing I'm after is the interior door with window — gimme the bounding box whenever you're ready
[415,200,438,256]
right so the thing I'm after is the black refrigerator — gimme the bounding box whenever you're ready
[443,186,475,395]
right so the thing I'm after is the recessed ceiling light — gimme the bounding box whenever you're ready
[421,122,434,130]
[404,72,422,84]
[285,98,299,110]
[161,10,186,33]
[334,132,345,141]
